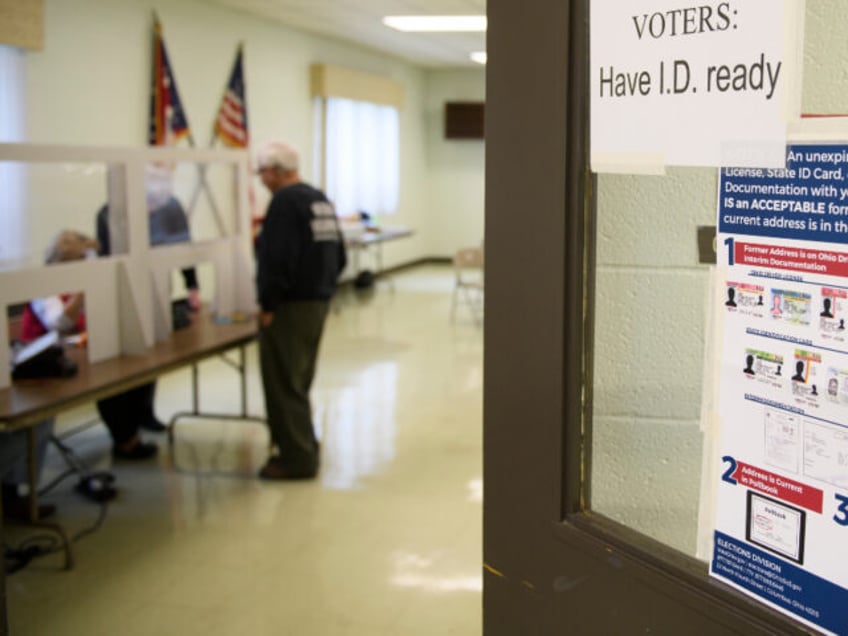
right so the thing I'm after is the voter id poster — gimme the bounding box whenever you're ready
[712,143,848,635]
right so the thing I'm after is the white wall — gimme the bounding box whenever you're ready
[424,69,486,256]
[17,0,487,268]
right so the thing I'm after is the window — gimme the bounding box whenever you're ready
[310,64,404,221]
[315,97,399,219]
[0,45,26,267]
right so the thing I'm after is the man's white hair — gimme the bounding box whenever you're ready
[257,141,300,172]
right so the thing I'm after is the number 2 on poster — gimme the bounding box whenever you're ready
[721,455,738,485]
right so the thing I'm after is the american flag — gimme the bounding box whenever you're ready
[214,45,249,147]
[149,17,191,145]
[214,45,261,238]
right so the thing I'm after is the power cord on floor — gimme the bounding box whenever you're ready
[4,498,109,575]
[4,537,57,575]
[5,463,113,576]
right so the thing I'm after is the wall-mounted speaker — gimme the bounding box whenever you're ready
[444,101,485,139]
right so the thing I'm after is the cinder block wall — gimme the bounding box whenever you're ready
[592,168,715,555]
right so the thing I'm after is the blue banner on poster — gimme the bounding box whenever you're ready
[719,145,848,245]
[712,531,848,634]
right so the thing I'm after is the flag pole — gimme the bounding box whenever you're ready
[186,140,227,237]
[184,55,223,216]
[149,13,226,235]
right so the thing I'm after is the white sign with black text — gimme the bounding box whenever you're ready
[590,0,804,172]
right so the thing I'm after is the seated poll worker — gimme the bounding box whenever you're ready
[94,164,200,433]
[254,141,347,480]
[96,163,201,310]
[20,230,158,460]
[0,422,55,521]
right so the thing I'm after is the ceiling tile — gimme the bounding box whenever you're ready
[195,0,487,67]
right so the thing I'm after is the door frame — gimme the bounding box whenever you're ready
[483,0,812,632]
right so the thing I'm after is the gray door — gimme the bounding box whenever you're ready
[483,0,835,633]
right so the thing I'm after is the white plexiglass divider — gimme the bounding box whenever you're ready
[0,143,255,390]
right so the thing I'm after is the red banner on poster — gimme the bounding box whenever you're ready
[732,461,824,513]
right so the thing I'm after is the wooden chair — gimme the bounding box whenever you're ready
[451,246,484,326]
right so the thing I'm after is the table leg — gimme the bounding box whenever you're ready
[1,495,7,635]
[239,346,248,419]
[16,427,75,571]
[192,363,199,415]
[27,427,36,522]
[167,345,266,473]
[375,236,394,290]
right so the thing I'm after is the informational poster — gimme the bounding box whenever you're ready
[590,0,804,172]
[712,143,848,635]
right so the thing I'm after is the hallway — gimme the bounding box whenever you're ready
[6,264,483,635]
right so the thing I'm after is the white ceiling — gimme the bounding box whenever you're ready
[197,0,487,68]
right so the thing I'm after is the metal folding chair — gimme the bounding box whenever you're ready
[450,246,484,326]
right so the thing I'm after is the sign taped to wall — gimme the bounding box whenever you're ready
[590,0,804,173]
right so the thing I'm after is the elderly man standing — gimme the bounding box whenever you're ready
[254,142,347,480]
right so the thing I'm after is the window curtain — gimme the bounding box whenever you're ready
[324,97,399,219]
[0,45,26,266]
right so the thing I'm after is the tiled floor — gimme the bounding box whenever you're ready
[5,265,483,635]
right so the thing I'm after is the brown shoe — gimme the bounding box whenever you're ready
[258,457,317,480]
[112,438,158,460]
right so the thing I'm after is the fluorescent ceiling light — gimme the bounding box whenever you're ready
[383,15,487,32]
[470,51,487,65]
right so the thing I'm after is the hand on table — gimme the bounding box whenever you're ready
[187,288,201,311]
